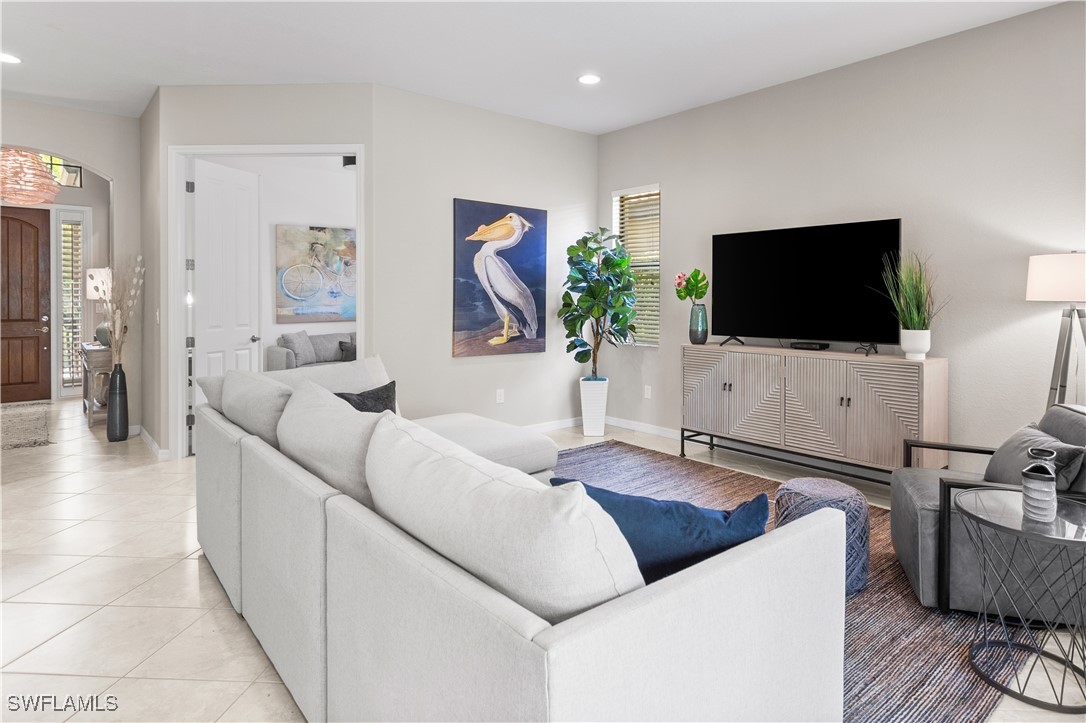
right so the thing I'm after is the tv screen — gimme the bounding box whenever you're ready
[711,219,901,345]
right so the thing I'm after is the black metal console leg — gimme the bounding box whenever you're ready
[680,430,686,458]
[709,435,715,451]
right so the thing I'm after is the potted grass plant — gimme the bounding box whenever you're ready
[882,252,946,360]
[558,228,637,436]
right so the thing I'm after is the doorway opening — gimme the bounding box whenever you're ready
[167,145,365,458]
[1,150,110,405]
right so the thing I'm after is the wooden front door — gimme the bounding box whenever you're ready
[1,207,51,402]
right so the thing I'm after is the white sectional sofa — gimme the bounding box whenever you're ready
[194,359,846,722]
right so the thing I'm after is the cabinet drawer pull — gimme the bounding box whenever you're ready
[728,383,733,392]
[846,397,852,407]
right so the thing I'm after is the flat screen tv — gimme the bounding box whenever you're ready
[711,219,901,345]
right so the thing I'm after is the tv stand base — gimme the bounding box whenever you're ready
[718,336,745,346]
[679,429,892,485]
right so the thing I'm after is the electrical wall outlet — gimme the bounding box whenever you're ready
[644,385,652,399]
[496,389,505,404]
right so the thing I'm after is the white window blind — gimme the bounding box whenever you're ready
[60,218,83,388]
[614,187,660,346]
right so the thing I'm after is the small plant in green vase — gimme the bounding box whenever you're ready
[881,252,946,360]
[558,228,638,436]
[675,268,709,344]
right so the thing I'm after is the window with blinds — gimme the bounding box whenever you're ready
[60,218,83,388]
[614,187,661,346]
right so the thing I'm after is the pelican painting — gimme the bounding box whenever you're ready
[453,199,547,357]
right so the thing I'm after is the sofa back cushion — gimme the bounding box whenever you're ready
[280,331,317,367]
[196,356,391,416]
[278,381,381,508]
[365,414,644,623]
[265,358,389,392]
[309,333,351,363]
[221,371,294,447]
[1038,405,1086,493]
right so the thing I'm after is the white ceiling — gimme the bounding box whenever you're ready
[0,1,1057,134]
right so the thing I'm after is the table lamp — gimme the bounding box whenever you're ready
[1026,252,1086,406]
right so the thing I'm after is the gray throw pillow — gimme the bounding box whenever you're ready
[984,424,1085,491]
[335,380,394,413]
[339,341,357,362]
[280,331,317,367]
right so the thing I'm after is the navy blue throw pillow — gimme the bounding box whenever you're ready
[551,478,769,584]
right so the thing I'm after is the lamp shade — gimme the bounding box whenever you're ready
[0,148,60,205]
[1025,253,1086,303]
[86,268,112,301]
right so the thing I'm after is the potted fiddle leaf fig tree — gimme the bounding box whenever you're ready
[558,228,638,436]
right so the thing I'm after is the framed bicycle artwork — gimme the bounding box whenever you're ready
[275,224,357,324]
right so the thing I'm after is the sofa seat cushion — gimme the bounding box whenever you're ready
[221,371,294,448]
[366,414,644,623]
[889,466,983,609]
[278,381,381,508]
[414,413,558,475]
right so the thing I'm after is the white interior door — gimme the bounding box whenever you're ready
[193,159,260,402]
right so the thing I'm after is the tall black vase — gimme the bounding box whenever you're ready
[107,364,129,442]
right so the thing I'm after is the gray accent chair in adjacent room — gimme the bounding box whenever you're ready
[891,404,1086,616]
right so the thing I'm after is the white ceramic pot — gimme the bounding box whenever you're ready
[579,377,609,437]
[900,329,931,360]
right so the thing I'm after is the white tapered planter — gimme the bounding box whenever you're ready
[580,377,609,437]
[900,329,931,360]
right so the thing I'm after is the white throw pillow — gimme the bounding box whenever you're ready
[366,414,644,623]
[221,371,294,448]
[196,376,225,412]
[277,381,382,508]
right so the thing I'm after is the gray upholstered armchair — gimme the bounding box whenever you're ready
[890,404,1085,615]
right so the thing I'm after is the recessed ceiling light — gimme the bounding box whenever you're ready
[0,53,21,64]
[578,74,601,85]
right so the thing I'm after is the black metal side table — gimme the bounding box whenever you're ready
[955,488,1085,714]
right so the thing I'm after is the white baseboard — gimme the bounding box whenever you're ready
[139,427,170,461]
[525,415,679,440]
[526,417,582,432]
[605,416,681,440]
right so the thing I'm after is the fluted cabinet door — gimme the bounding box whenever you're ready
[846,361,920,468]
[729,352,783,445]
[682,347,728,435]
[784,356,848,457]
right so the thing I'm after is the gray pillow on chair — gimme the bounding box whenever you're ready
[280,331,317,367]
[984,423,1085,491]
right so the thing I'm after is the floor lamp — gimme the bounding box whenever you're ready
[1026,252,1086,407]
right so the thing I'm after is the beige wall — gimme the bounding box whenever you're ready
[370,85,598,424]
[597,3,1085,458]
[2,98,144,425]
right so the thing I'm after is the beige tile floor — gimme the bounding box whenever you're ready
[1,400,1076,722]
[2,400,303,722]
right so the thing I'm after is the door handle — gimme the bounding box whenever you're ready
[250,335,261,343]
[34,326,49,333]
